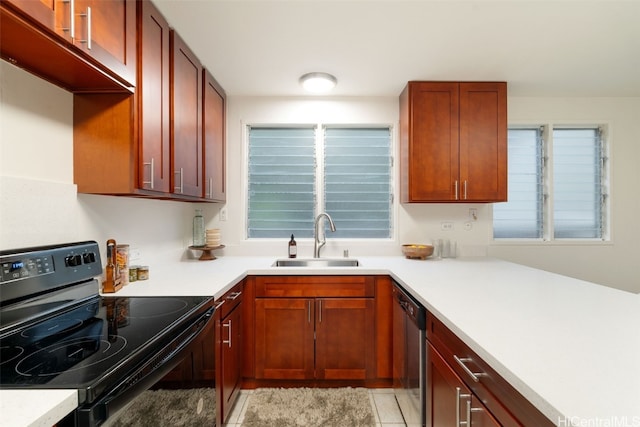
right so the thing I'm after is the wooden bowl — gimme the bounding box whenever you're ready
[402,244,434,260]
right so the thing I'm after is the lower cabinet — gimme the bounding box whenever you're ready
[427,342,501,427]
[426,313,554,426]
[154,282,243,426]
[216,282,244,426]
[253,276,381,382]
[255,297,375,380]
[154,307,216,387]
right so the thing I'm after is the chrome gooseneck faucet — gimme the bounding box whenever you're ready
[314,213,336,258]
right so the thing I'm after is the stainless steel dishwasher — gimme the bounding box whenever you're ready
[392,281,426,427]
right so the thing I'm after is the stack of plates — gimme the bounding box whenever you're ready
[206,229,221,247]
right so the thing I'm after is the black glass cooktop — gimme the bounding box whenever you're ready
[0,295,212,401]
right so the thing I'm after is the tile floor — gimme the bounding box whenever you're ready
[224,388,406,427]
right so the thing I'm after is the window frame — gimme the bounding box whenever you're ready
[492,123,610,244]
[244,122,395,241]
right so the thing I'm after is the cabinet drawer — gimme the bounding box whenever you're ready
[427,313,554,426]
[255,276,375,298]
[216,282,243,319]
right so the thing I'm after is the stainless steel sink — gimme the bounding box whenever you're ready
[273,258,360,267]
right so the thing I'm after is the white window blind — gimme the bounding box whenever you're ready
[553,128,604,239]
[324,128,392,238]
[247,127,316,238]
[247,125,393,239]
[493,128,544,238]
[493,125,606,240]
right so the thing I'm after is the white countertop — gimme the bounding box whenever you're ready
[2,256,638,427]
[0,390,77,427]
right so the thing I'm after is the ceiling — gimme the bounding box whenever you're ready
[153,0,640,98]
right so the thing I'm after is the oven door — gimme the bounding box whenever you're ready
[62,305,215,427]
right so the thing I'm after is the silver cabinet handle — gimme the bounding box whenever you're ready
[62,0,75,37]
[226,291,242,300]
[454,180,459,200]
[143,157,155,189]
[455,387,471,427]
[468,399,484,423]
[214,300,225,310]
[463,180,468,200]
[207,177,213,199]
[79,6,91,50]
[174,168,183,193]
[308,300,311,323]
[454,355,487,382]
[222,319,232,347]
[318,300,322,323]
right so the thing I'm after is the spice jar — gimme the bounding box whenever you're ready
[128,266,138,283]
[137,266,149,281]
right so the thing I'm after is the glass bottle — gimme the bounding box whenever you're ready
[288,234,297,258]
[193,209,205,247]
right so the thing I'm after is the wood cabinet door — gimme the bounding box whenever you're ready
[315,298,375,380]
[4,0,71,41]
[405,82,459,202]
[203,70,226,201]
[427,342,470,427]
[427,343,504,427]
[192,314,216,383]
[255,298,315,380]
[73,0,136,86]
[139,0,170,193]
[469,395,503,427]
[220,304,242,424]
[458,82,507,202]
[170,30,203,198]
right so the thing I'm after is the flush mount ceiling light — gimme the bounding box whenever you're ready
[299,72,337,94]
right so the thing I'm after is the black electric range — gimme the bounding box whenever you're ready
[0,241,215,426]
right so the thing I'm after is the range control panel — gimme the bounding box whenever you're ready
[0,241,102,305]
[1,255,54,283]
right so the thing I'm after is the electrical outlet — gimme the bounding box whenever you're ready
[220,207,227,221]
[441,221,454,231]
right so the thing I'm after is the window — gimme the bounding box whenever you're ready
[247,126,392,239]
[493,125,607,240]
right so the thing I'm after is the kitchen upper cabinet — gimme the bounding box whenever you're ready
[1,0,135,91]
[253,276,379,383]
[203,70,227,202]
[3,0,71,42]
[170,31,203,198]
[72,0,136,86]
[74,0,168,197]
[74,0,225,202]
[400,81,507,203]
[139,0,170,194]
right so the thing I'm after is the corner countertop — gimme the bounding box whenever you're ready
[2,256,638,427]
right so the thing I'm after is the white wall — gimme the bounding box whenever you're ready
[489,97,640,293]
[0,62,215,264]
[1,61,638,292]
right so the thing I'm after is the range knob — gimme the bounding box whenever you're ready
[83,252,97,264]
[65,255,83,267]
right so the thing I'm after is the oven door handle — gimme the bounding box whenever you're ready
[76,307,215,427]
